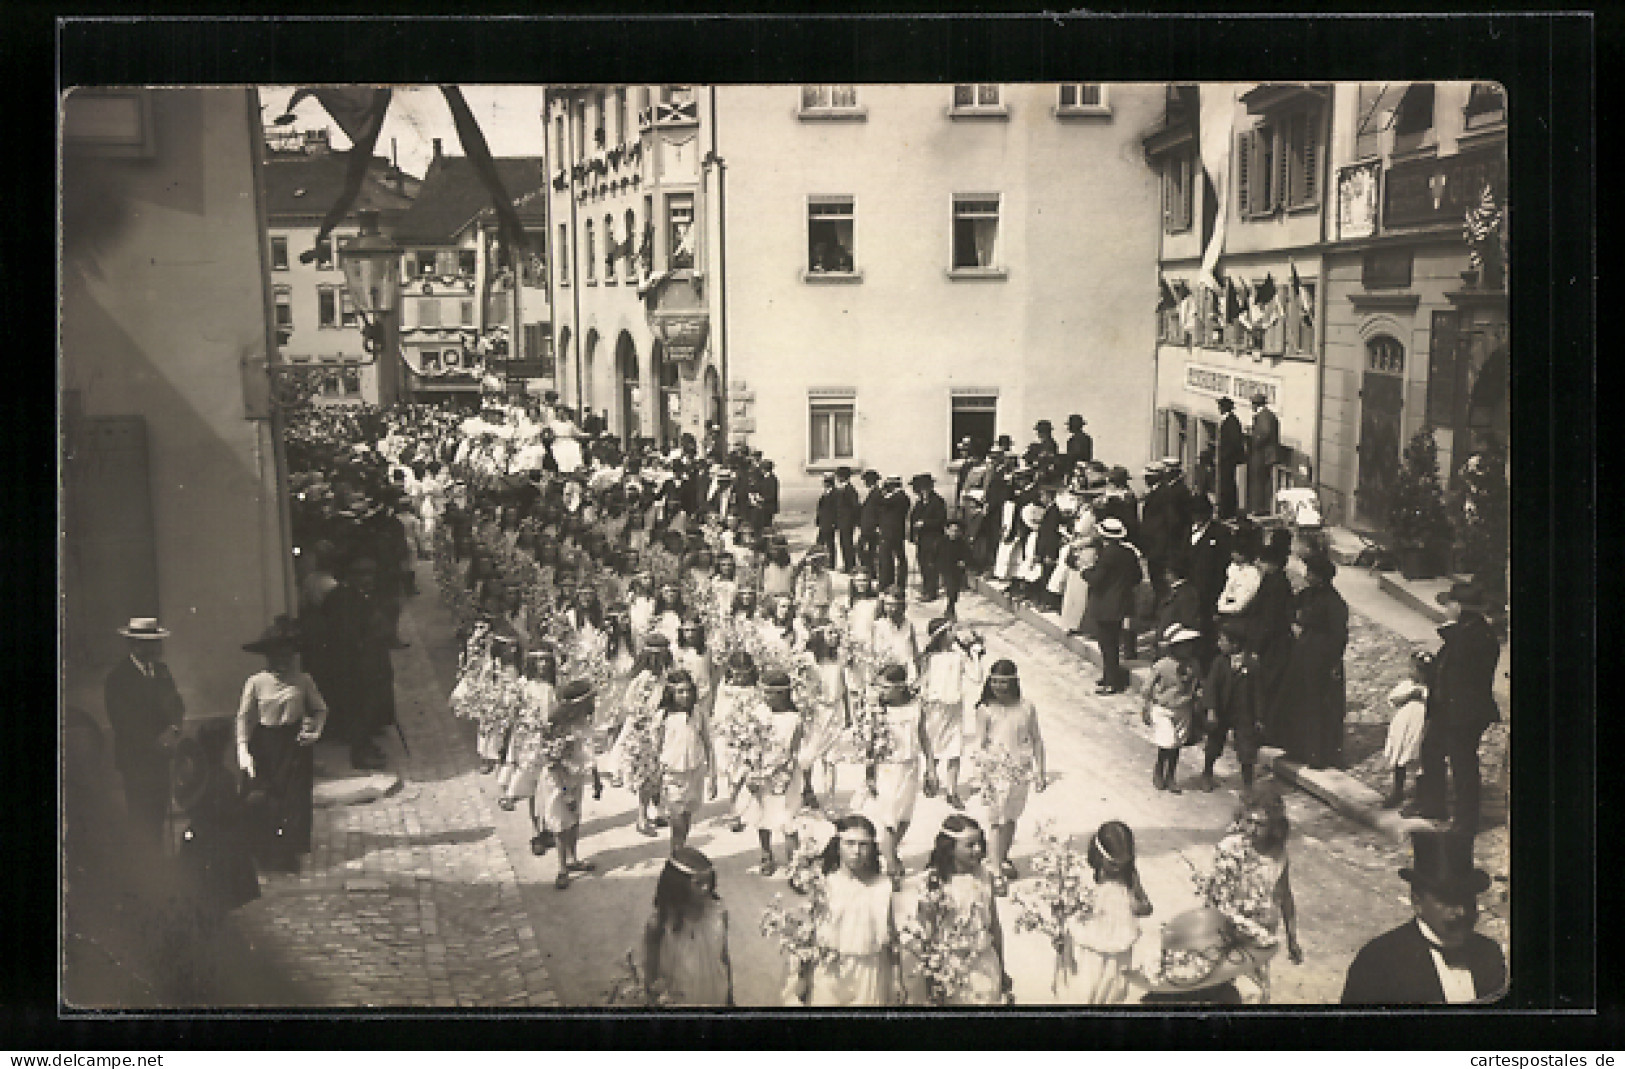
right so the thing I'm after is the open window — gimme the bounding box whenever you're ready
[807,197,856,276]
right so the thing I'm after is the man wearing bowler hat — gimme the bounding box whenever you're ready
[104,617,186,852]
[876,475,912,592]
[1403,581,1503,836]
[832,465,863,574]
[1216,397,1246,520]
[1341,830,1505,1003]
[1247,392,1280,518]
[1064,414,1093,474]
[858,469,884,576]
[908,473,948,602]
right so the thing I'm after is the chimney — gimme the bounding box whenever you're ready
[432,138,443,160]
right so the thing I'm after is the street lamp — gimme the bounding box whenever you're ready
[340,209,403,406]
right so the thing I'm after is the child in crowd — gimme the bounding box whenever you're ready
[656,669,714,854]
[540,679,598,888]
[639,848,734,1006]
[971,659,1047,896]
[917,617,984,810]
[1060,820,1153,1004]
[743,670,805,877]
[1381,651,1433,808]
[1142,627,1203,793]
[790,815,897,1006]
[1198,621,1263,793]
[800,622,850,812]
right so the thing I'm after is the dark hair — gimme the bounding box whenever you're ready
[525,650,558,685]
[731,589,758,616]
[923,618,954,655]
[806,626,842,663]
[978,660,1022,704]
[677,618,708,655]
[926,814,986,887]
[1190,495,1214,521]
[1087,820,1140,888]
[660,668,698,711]
[652,848,718,934]
[1234,789,1291,853]
[1304,553,1337,582]
[820,815,881,876]
[653,585,685,618]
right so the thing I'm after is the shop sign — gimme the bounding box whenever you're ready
[1183,362,1281,410]
[655,313,709,362]
[1337,160,1380,240]
[1383,148,1506,229]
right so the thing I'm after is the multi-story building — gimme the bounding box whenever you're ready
[391,141,547,408]
[1145,84,1332,511]
[1319,81,1507,530]
[547,83,1165,505]
[263,129,418,406]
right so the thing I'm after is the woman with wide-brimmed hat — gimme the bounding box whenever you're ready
[235,615,327,872]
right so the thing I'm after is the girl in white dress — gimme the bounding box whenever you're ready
[1060,820,1154,1004]
[742,670,804,877]
[863,664,936,885]
[712,651,759,834]
[972,660,1048,896]
[799,623,850,812]
[794,815,898,1007]
[900,814,1009,1005]
[1381,651,1432,809]
[917,618,984,810]
[656,670,715,855]
[499,645,556,813]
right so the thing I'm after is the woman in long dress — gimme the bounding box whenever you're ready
[917,618,984,810]
[1280,553,1350,769]
[800,815,898,1006]
[741,670,805,876]
[639,848,734,1006]
[235,617,327,872]
[1059,509,1099,634]
[900,814,1008,1004]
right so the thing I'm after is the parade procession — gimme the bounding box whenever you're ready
[58,77,1520,1014]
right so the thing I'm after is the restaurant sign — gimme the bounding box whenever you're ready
[654,313,709,362]
[1184,362,1280,410]
[1383,148,1506,229]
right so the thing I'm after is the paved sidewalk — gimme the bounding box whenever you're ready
[233,564,561,1008]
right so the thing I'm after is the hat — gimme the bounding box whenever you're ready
[1217,396,1236,412]
[883,475,903,487]
[643,633,672,648]
[1437,581,1492,612]
[996,434,1014,449]
[1304,553,1337,582]
[761,669,793,690]
[1145,907,1279,995]
[1034,420,1052,432]
[878,663,910,684]
[911,472,934,486]
[1400,830,1491,901]
[118,616,170,639]
[1067,414,1085,428]
[1096,517,1127,540]
[1143,462,1164,478]
[862,470,881,485]
[987,658,1019,678]
[1161,456,1183,470]
[835,465,852,479]
[822,473,836,485]
[1162,624,1202,646]
[242,615,303,655]
[1251,393,1269,407]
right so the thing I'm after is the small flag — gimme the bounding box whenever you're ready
[1290,261,1315,325]
[1225,276,1242,324]
[1179,292,1198,337]
[1172,279,1191,301]
[1254,273,1280,330]
[1157,277,1178,313]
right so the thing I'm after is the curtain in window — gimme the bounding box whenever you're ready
[972,217,998,267]
[833,411,853,458]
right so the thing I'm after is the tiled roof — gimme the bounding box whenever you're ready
[262,152,417,222]
[392,155,546,246]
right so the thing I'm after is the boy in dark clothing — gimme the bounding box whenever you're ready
[1197,622,1262,792]
[937,518,969,620]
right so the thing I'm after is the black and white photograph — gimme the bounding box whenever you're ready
[50,18,1585,1025]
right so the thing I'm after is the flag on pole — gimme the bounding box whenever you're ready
[1290,261,1314,326]
[1179,291,1198,338]
[1197,84,1238,292]
[1225,275,1243,325]
[284,87,394,259]
[1254,273,1281,330]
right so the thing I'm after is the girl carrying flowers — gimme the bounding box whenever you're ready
[656,669,715,855]
[899,814,1009,1005]
[799,815,898,1006]
[972,659,1048,896]
[1063,820,1153,1004]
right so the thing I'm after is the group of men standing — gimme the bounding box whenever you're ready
[813,467,961,603]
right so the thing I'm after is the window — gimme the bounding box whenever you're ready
[1163,151,1194,233]
[623,208,638,276]
[604,215,617,281]
[313,234,334,268]
[341,368,362,397]
[1464,83,1505,129]
[1354,83,1387,159]
[459,249,477,277]
[1238,107,1321,217]
[950,393,997,458]
[573,100,586,161]
[321,371,340,398]
[317,285,338,328]
[271,236,289,271]
[800,85,861,117]
[809,398,855,464]
[436,250,459,277]
[1057,83,1107,113]
[585,221,596,282]
[952,84,1002,110]
[340,290,358,328]
[1391,82,1436,154]
[807,197,855,275]
[558,224,570,285]
[460,300,475,327]
[273,286,293,330]
[667,193,695,271]
[1366,334,1405,375]
[951,195,1001,272]
[410,251,432,278]
[417,297,441,328]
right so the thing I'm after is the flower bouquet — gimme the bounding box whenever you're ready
[1188,834,1280,949]
[760,889,839,1005]
[971,744,1034,812]
[1011,822,1097,994]
[603,949,683,1007]
[843,693,898,769]
[785,817,834,895]
[718,709,786,795]
[896,882,993,1005]
[615,683,665,796]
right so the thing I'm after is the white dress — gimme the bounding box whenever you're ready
[741,708,803,834]
[808,871,897,1006]
[863,701,923,831]
[1057,880,1142,1005]
[1383,681,1429,769]
[918,649,983,760]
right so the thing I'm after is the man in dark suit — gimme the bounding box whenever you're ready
[857,470,883,575]
[876,475,912,592]
[813,473,839,563]
[1137,463,1175,600]
[1083,518,1141,694]
[1404,582,1503,836]
[104,617,185,852]
[833,466,863,574]
[1184,496,1231,666]
[1216,396,1247,520]
[758,459,781,532]
[1247,393,1281,518]
[320,557,397,771]
[972,447,1011,573]
[908,473,949,602]
[1341,830,1506,1004]
[1064,414,1093,475]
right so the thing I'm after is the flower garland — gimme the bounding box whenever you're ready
[615,673,666,794]
[717,706,795,795]
[972,744,1035,811]
[1188,833,1280,949]
[896,881,991,1006]
[1011,822,1096,994]
[760,880,841,1004]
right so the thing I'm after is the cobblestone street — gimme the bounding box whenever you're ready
[226,517,1508,1008]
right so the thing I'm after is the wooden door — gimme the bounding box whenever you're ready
[1355,371,1405,529]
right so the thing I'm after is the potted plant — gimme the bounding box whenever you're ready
[1453,433,1509,608]
[1387,427,1454,580]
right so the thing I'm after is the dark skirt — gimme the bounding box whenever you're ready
[244,722,315,869]
[177,778,262,913]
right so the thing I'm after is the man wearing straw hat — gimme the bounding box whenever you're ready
[104,617,185,851]
[1082,519,1141,695]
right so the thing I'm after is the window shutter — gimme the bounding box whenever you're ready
[1182,156,1195,230]
[1155,408,1170,457]
[1162,162,1174,230]
[1275,122,1291,211]
[1302,110,1321,205]
[1236,130,1252,217]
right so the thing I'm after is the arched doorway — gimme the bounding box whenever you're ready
[616,331,640,445]
[556,326,571,412]
[657,343,681,449]
[703,365,722,434]
[1355,333,1405,528]
[582,330,599,425]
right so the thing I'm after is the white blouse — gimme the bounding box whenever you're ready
[236,669,328,747]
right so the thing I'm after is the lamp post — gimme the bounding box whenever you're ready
[341,209,403,407]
